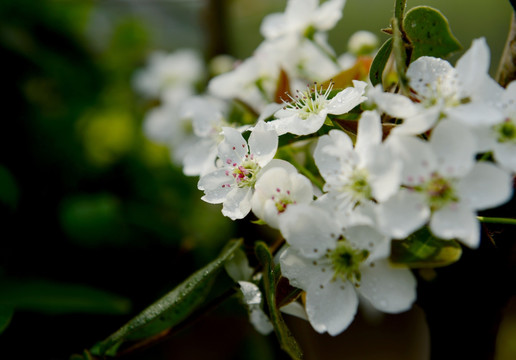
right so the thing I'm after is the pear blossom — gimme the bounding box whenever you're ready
[224,248,273,335]
[260,0,346,41]
[267,80,367,136]
[208,53,280,113]
[179,96,234,176]
[313,111,401,222]
[377,120,513,248]
[143,95,233,176]
[472,81,516,173]
[198,122,282,220]
[251,166,314,229]
[238,281,274,335]
[376,38,504,135]
[279,203,416,336]
[133,49,204,100]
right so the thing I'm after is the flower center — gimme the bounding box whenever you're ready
[420,173,458,211]
[342,168,372,204]
[282,82,333,120]
[413,76,463,110]
[330,240,369,285]
[231,158,260,188]
[494,117,516,144]
[271,188,295,213]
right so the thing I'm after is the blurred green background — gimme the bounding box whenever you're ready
[0,0,514,359]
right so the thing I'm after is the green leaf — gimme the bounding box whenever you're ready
[0,306,14,334]
[255,242,303,360]
[369,38,393,86]
[403,6,461,61]
[392,17,410,93]
[390,227,462,268]
[394,0,407,26]
[0,165,19,210]
[91,238,243,356]
[0,279,131,315]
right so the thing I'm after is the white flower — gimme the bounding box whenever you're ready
[260,0,346,41]
[133,49,204,100]
[208,53,280,113]
[347,30,379,56]
[224,248,273,335]
[179,96,234,176]
[267,80,367,136]
[380,38,504,135]
[143,95,232,176]
[473,81,516,173]
[238,281,274,335]
[197,121,280,220]
[377,120,513,247]
[314,111,401,222]
[279,203,416,336]
[251,166,314,229]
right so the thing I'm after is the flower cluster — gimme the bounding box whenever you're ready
[135,0,514,338]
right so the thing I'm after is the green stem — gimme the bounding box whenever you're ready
[282,146,325,191]
[477,216,516,225]
[394,0,407,26]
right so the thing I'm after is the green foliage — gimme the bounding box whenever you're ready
[369,4,461,88]
[59,194,128,247]
[390,227,463,268]
[369,38,393,86]
[0,279,130,315]
[0,165,19,210]
[404,6,462,61]
[91,238,243,356]
[0,307,14,334]
[255,242,303,360]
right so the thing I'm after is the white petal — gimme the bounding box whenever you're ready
[372,90,419,118]
[225,248,254,282]
[391,106,440,135]
[222,187,253,220]
[386,135,436,186]
[326,81,367,115]
[260,13,287,39]
[358,259,416,313]
[502,80,516,110]
[407,56,456,99]
[430,120,476,177]
[312,0,346,31]
[238,281,263,306]
[446,102,504,127]
[279,247,332,291]
[363,144,402,202]
[457,162,513,210]
[182,139,217,176]
[238,281,274,335]
[198,168,233,203]
[218,127,248,165]
[305,279,358,336]
[267,112,326,136]
[280,301,308,321]
[344,225,390,260]
[248,121,278,166]
[493,141,516,173]
[376,189,430,239]
[430,202,480,248]
[259,159,298,179]
[314,129,354,182]
[278,204,339,258]
[258,102,284,122]
[355,110,382,155]
[455,38,490,97]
